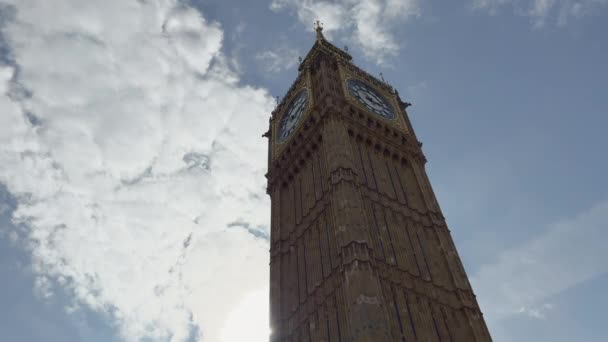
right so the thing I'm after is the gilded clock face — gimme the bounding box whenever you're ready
[278,89,308,142]
[347,79,395,119]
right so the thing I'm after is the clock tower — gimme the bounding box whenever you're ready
[265,23,492,342]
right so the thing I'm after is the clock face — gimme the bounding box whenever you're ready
[278,89,308,142]
[347,79,395,120]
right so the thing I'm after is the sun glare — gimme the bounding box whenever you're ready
[220,288,270,342]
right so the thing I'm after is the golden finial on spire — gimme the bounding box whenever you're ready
[314,20,324,39]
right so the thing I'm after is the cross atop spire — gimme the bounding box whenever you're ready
[314,20,324,39]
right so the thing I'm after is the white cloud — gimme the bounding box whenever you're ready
[269,0,420,63]
[8,230,19,244]
[471,200,608,322]
[255,45,300,73]
[472,0,608,26]
[34,275,54,299]
[0,201,10,216]
[0,1,274,341]
[518,302,555,320]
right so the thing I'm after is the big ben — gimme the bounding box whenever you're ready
[265,23,492,342]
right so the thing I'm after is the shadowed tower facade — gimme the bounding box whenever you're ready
[265,23,492,342]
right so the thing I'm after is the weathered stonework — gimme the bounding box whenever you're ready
[265,29,492,342]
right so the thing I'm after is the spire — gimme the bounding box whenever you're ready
[314,20,324,40]
[298,19,352,71]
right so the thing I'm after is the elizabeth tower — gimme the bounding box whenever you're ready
[265,24,492,342]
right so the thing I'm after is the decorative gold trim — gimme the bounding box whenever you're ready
[271,71,313,160]
[338,64,409,133]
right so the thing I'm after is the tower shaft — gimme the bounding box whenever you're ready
[266,34,491,342]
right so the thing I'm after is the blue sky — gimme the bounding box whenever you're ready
[0,0,607,341]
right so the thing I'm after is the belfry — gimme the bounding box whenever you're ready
[265,22,492,342]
